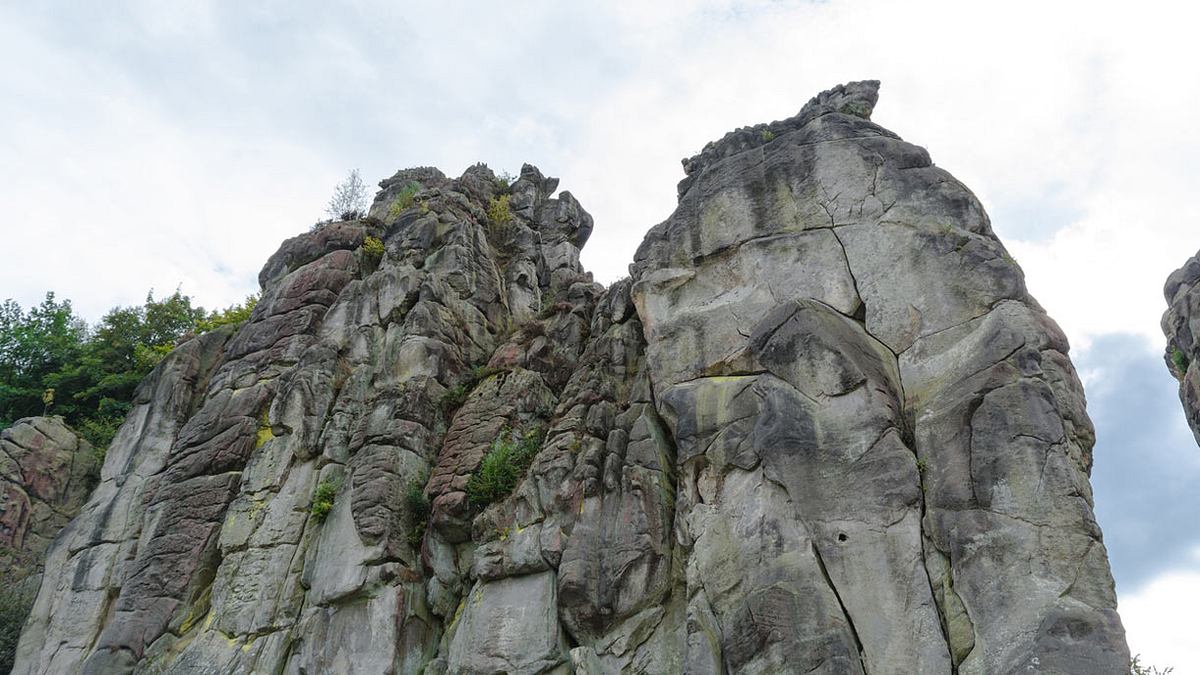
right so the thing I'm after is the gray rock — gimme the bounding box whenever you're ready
[446,573,568,675]
[1163,249,1200,446]
[14,83,1129,674]
[1,416,98,581]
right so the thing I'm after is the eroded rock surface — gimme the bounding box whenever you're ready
[1163,251,1200,446]
[14,82,1128,674]
[1,416,97,675]
[1,416,98,582]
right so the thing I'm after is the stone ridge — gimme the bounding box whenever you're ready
[13,81,1130,675]
[677,80,885,199]
[1162,249,1200,445]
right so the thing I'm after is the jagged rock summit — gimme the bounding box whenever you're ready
[14,81,1129,674]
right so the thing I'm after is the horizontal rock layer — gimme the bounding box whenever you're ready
[14,82,1129,674]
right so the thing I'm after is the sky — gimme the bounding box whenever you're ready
[1,0,1198,669]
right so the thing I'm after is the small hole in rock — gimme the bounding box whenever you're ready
[837,533,848,542]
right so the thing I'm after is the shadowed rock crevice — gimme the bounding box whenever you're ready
[12,82,1128,675]
[810,540,869,674]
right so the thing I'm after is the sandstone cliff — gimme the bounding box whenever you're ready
[1,416,97,672]
[13,81,1129,674]
[1,416,97,579]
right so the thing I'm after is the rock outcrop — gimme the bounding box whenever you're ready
[1,416,97,673]
[1,416,98,581]
[14,81,1129,674]
[1163,251,1200,445]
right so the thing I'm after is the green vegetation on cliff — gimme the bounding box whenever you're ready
[465,426,544,508]
[0,290,257,452]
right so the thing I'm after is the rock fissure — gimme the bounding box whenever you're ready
[810,540,869,675]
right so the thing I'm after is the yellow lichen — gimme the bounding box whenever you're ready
[178,586,212,634]
[254,408,274,448]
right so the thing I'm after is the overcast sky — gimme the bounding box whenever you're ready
[2,0,1198,669]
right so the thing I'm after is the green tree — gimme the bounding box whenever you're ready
[45,290,204,449]
[0,293,85,427]
[196,294,258,332]
[0,288,254,454]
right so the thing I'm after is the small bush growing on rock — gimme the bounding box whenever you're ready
[405,480,431,547]
[761,129,776,141]
[1131,655,1174,675]
[325,169,370,222]
[1171,348,1190,374]
[492,170,516,192]
[486,194,514,243]
[362,235,385,264]
[440,383,470,416]
[387,182,423,219]
[196,294,259,333]
[466,426,544,508]
[439,365,506,416]
[78,416,122,462]
[310,477,342,523]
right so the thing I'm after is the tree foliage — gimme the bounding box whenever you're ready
[0,293,85,424]
[0,289,257,453]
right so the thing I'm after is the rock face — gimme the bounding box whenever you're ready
[14,82,1129,674]
[1163,251,1200,445]
[1,417,97,674]
[1,417,98,579]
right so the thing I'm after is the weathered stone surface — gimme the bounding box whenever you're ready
[632,79,1126,673]
[15,82,1129,674]
[0,416,98,673]
[446,573,569,675]
[1163,249,1200,447]
[1,416,97,579]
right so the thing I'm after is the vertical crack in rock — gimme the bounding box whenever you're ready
[811,541,869,675]
[12,83,1130,675]
[834,212,961,668]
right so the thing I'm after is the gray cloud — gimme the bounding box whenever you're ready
[1081,333,1200,591]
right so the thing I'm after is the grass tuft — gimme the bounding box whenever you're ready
[465,426,544,508]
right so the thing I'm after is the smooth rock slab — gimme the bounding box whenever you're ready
[447,572,569,675]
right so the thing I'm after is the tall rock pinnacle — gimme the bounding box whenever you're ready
[13,82,1129,674]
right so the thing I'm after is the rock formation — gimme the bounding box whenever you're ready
[1,416,98,580]
[1,416,98,673]
[13,81,1129,674]
[1163,251,1200,445]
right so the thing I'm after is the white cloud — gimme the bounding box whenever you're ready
[6,0,1199,339]
[1121,552,1200,672]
